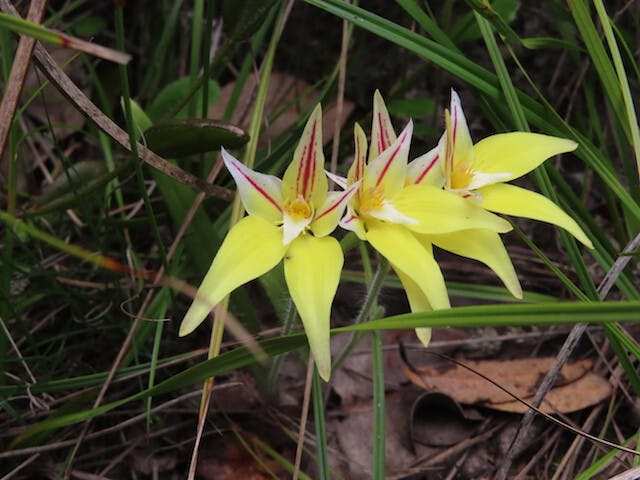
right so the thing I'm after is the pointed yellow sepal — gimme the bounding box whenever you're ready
[179,216,287,336]
[427,229,523,298]
[282,104,327,209]
[369,90,398,161]
[284,234,343,381]
[477,183,593,248]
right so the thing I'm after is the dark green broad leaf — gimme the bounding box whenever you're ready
[147,77,220,122]
[144,118,249,157]
[222,0,278,41]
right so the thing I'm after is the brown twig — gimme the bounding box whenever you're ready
[0,0,232,202]
[0,0,48,182]
[495,232,640,479]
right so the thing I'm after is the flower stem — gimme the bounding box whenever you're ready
[333,255,390,372]
[371,329,385,480]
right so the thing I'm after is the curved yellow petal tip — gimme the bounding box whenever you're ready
[415,327,432,347]
[315,355,332,382]
[284,235,342,384]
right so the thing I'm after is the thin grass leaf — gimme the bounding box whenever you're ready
[371,330,385,480]
[305,0,640,224]
[312,368,329,480]
[592,0,640,181]
[0,11,130,64]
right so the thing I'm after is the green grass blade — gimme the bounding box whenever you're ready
[371,330,385,480]
[312,368,330,480]
[592,0,640,181]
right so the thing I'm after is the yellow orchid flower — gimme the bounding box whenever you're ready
[330,91,513,345]
[178,105,359,381]
[407,90,593,299]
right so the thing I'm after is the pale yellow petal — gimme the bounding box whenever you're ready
[311,182,360,237]
[363,120,413,198]
[221,148,283,224]
[282,104,328,208]
[393,267,433,347]
[339,205,366,240]
[427,229,523,298]
[470,132,578,188]
[179,216,287,336]
[391,184,512,234]
[284,235,343,381]
[369,90,397,161]
[476,183,593,248]
[444,90,475,189]
[365,221,450,312]
[348,123,368,188]
[406,139,444,187]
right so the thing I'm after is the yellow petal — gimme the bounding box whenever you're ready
[364,120,413,198]
[393,267,433,347]
[282,104,328,209]
[391,184,512,234]
[477,183,593,248]
[284,235,343,381]
[427,229,523,298]
[179,216,287,336]
[444,90,475,189]
[369,90,397,161]
[222,148,283,224]
[311,182,360,237]
[365,221,450,312]
[348,123,368,188]
[406,139,444,187]
[339,204,366,240]
[470,132,577,188]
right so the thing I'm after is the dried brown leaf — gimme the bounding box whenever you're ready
[404,357,611,414]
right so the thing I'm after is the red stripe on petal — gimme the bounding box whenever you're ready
[375,129,407,187]
[296,121,319,199]
[343,215,357,225]
[414,153,439,184]
[229,161,282,212]
[315,185,358,221]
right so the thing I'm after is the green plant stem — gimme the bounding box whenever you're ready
[199,0,291,414]
[333,257,390,372]
[371,329,385,480]
[312,367,329,480]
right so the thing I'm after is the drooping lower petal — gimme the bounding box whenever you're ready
[311,182,361,237]
[221,148,284,224]
[282,104,328,209]
[369,90,398,161]
[391,184,512,234]
[427,229,523,299]
[393,266,433,347]
[470,132,578,188]
[179,216,287,336]
[365,220,450,312]
[476,183,593,248]
[284,234,343,381]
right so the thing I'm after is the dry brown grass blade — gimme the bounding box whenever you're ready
[0,0,47,182]
[0,0,232,201]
